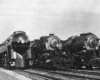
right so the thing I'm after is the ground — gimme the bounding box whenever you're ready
[0,68,31,80]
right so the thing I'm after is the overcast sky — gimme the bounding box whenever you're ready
[0,0,100,42]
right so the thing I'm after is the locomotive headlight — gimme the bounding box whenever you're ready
[19,37,25,44]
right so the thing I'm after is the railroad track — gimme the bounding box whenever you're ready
[24,68,100,80]
[14,69,73,80]
[23,69,82,80]
[12,68,100,80]
[13,69,61,80]
[66,69,100,76]
[13,68,83,80]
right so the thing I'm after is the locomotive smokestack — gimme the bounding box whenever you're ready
[49,34,54,36]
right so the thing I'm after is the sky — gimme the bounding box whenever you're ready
[0,0,100,42]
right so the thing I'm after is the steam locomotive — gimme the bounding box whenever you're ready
[31,34,73,69]
[62,32,100,69]
[1,31,99,70]
[0,31,33,69]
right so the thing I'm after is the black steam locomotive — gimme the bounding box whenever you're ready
[31,34,73,69]
[62,32,100,69]
[0,31,33,69]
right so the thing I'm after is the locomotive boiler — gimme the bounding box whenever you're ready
[0,31,33,69]
[31,34,72,69]
[63,32,100,69]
